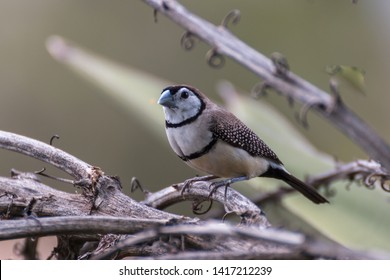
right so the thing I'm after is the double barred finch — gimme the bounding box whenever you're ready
[158,85,328,204]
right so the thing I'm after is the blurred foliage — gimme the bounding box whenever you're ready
[47,37,390,251]
[1,1,390,255]
[326,64,366,94]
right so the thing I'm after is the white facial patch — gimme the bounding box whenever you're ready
[164,88,203,125]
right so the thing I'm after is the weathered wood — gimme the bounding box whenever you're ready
[0,130,386,259]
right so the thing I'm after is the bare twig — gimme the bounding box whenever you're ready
[0,130,92,180]
[143,0,390,170]
[308,159,390,192]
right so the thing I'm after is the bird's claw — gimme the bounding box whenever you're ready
[208,180,230,201]
[180,175,218,195]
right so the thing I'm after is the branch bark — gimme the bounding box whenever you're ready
[2,1,389,259]
[143,0,390,170]
[1,130,385,259]
[0,216,169,241]
[0,131,91,180]
[307,159,390,191]
[141,181,270,227]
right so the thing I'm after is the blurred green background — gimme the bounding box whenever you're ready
[1,0,390,257]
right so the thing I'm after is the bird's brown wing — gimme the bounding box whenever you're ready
[209,109,283,165]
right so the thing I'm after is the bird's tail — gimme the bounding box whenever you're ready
[279,171,329,204]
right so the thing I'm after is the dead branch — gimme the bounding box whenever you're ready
[91,221,386,260]
[308,159,390,192]
[1,1,389,260]
[0,131,91,180]
[1,130,386,259]
[0,216,171,241]
[143,0,390,170]
[0,169,181,221]
[141,181,270,227]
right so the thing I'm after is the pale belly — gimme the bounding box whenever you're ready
[186,141,270,179]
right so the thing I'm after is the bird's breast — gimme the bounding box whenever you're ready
[165,121,213,158]
[165,117,270,179]
[187,141,270,179]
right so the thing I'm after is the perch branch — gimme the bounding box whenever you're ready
[143,0,390,170]
[142,180,270,227]
[1,130,387,259]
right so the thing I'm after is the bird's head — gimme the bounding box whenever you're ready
[158,85,206,126]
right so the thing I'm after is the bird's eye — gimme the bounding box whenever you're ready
[181,91,189,99]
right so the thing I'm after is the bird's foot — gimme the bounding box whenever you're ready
[208,176,249,200]
[180,175,218,195]
[208,180,230,200]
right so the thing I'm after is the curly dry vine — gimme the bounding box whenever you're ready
[307,159,390,193]
[145,0,390,171]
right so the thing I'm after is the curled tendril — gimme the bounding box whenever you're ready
[251,82,269,99]
[153,2,170,23]
[381,181,390,192]
[364,182,376,190]
[270,52,290,76]
[221,211,233,222]
[130,177,146,193]
[221,9,241,29]
[49,134,60,146]
[192,199,213,215]
[35,167,46,175]
[296,100,329,129]
[329,78,342,104]
[364,173,377,187]
[276,63,339,129]
[208,182,229,202]
[295,102,317,129]
[35,167,88,186]
[206,48,225,68]
[180,31,197,51]
[363,173,390,192]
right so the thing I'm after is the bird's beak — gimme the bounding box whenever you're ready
[158,90,177,108]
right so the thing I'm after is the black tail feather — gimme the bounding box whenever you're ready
[262,167,329,204]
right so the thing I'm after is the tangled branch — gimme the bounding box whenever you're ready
[144,0,390,170]
[1,130,387,259]
[1,0,389,260]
